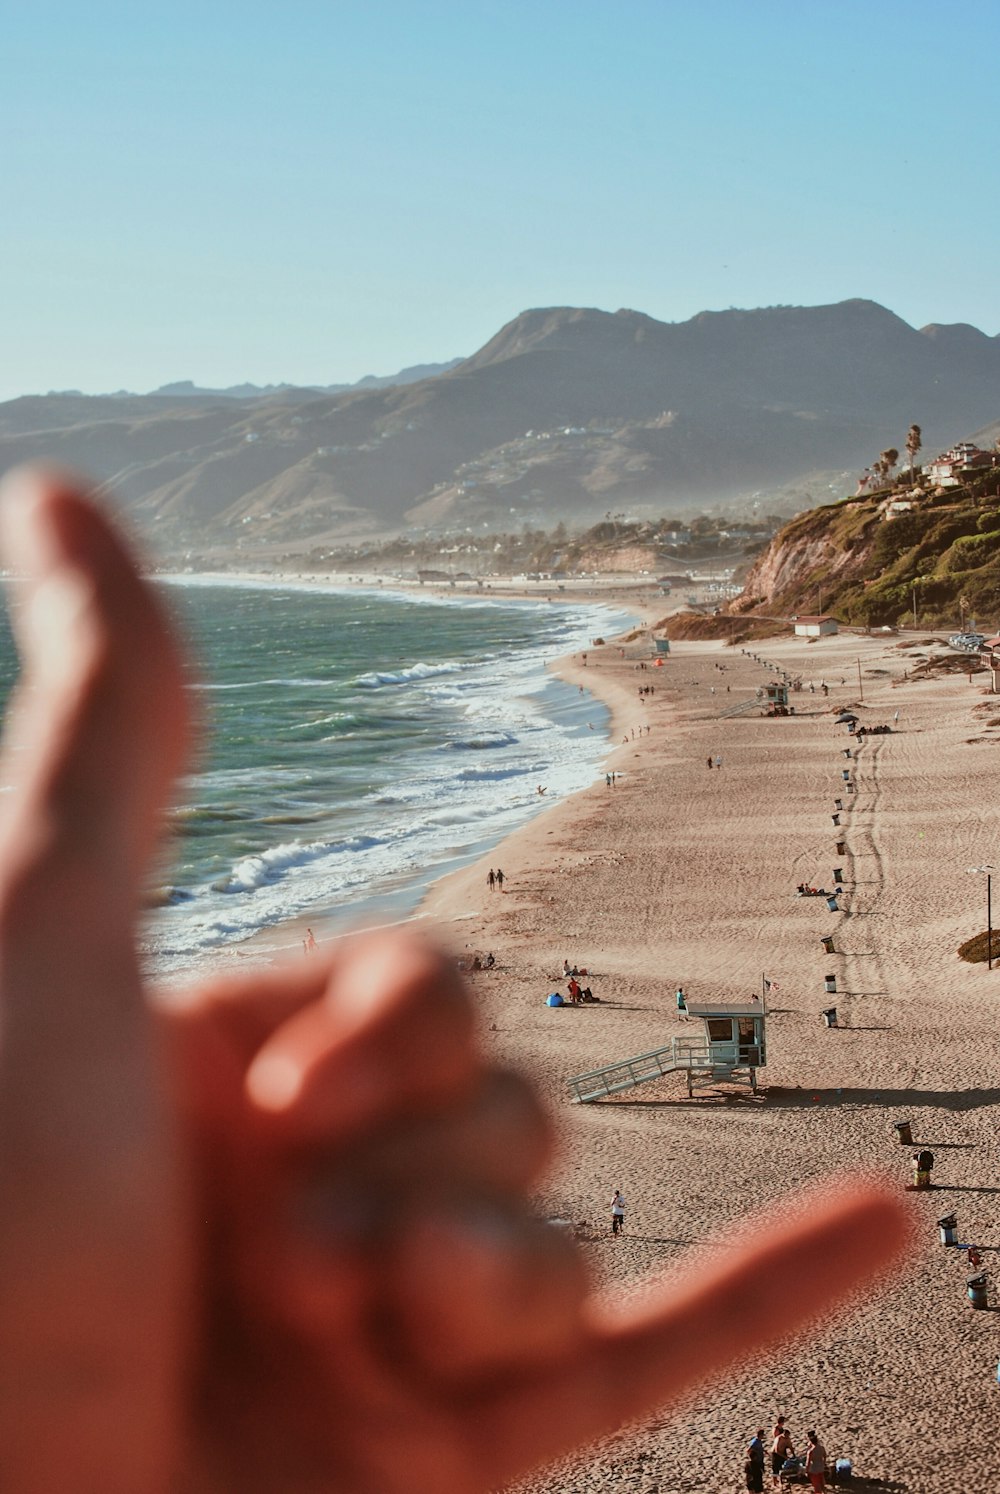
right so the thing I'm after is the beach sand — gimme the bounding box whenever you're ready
[414,627,1000,1494]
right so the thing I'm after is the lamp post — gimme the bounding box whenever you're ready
[967,864,994,970]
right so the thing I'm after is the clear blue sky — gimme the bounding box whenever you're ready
[4,0,999,400]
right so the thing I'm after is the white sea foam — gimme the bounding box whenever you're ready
[144,589,637,978]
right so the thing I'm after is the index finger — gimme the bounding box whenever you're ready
[470,1181,908,1487]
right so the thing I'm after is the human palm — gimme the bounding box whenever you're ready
[0,470,906,1493]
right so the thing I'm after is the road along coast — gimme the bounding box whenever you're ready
[419,627,1000,1494]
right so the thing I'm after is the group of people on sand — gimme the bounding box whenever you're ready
[562,959,599,1004]
[745,1419,829,1491]
[470,952,495,972]
[795,883,830,898]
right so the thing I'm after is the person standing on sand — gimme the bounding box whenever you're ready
[496,868,505,890]
[804,1430,827,1491]
[303,928,317,955]
[487,868,496,891]
[714,754,722,769]
[707,755,713,769]
[745,1429,766,1492]
[771,1418,794,1487]
[611,1189,626,1236]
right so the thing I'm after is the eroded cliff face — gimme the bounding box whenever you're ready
[734,503,878,612]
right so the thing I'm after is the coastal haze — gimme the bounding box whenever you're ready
[3,298,1000,556]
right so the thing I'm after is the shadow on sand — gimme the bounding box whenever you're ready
[764,1085,1000,1111]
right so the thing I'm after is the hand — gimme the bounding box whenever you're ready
[0,467,908,1493]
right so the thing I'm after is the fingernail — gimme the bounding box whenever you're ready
[246,1052,304,1111]
[247,1045,386,1122]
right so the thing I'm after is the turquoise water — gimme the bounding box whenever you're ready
[0,579,630,973]
[155,581,631,972]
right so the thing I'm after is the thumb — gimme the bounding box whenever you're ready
[0,466,190,916]
[0,468,192,1486]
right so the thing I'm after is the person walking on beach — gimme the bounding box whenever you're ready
[675,986,686,1013]
[303,927,317,955]
[611,1189,626,1236]
[771,1418,794,1487]
[487,868,496,891]
[707,755,713,769]
[496,868,505,890]
[714,754,722,769]
[804,1430,827,1491]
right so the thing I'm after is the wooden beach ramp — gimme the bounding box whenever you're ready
[567,1001,766,1102]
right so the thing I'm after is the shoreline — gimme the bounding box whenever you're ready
[410,625,1000,1494]
[181,586,657,974]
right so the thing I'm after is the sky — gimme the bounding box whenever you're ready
[4,0,1000,401]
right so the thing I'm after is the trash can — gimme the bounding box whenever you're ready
[834,1458,853,1485]
[842,768,851,781]
[836,840,847,855]
[938,1214,958,1247]
[821,934,836,954]
[831,813,841,827]
[822,1006,838,1027]
[834,797,844,811]
[826,894,840,912]
[833,867,844,884]
[967,1272,988,1309]
[843,748,852,759]
[824,974,837,994]
[894,1120,913,1145]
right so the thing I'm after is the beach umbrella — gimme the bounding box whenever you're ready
[835,712,858,723]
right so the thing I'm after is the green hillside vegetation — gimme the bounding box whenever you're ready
[736,464,1000,629]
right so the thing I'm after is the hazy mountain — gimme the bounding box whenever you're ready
[2,299,999,556]
[147,359,464,401]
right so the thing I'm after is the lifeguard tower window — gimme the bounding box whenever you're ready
[707,1019,732,1043]
[738,1018,756,1044]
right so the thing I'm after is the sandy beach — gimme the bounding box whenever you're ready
[410,625,1000,1494]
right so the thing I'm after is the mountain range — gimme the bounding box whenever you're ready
[3,299,1000,558]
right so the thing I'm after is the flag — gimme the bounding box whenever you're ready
[764,977,779,993]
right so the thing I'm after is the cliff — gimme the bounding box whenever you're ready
[733,470,1000,629]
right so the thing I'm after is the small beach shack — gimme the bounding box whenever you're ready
[792,615,839,638]
[764,680,790,712]
[684,999,766,1092]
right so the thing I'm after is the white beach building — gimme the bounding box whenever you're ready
[792,615,839,638]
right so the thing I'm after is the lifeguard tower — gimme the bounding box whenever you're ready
[763,681,789,715]
[566,998,767,1103]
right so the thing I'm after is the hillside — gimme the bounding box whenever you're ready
[733,465,1000,629]
[2,299,1000,556]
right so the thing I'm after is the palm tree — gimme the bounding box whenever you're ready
[906,425,922,483]
[879,448,900,486]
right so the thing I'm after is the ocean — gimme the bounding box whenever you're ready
[50,578,632,976]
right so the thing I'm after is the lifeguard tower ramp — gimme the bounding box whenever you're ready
[718,696,759,720]
[567,1001,766,1103]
